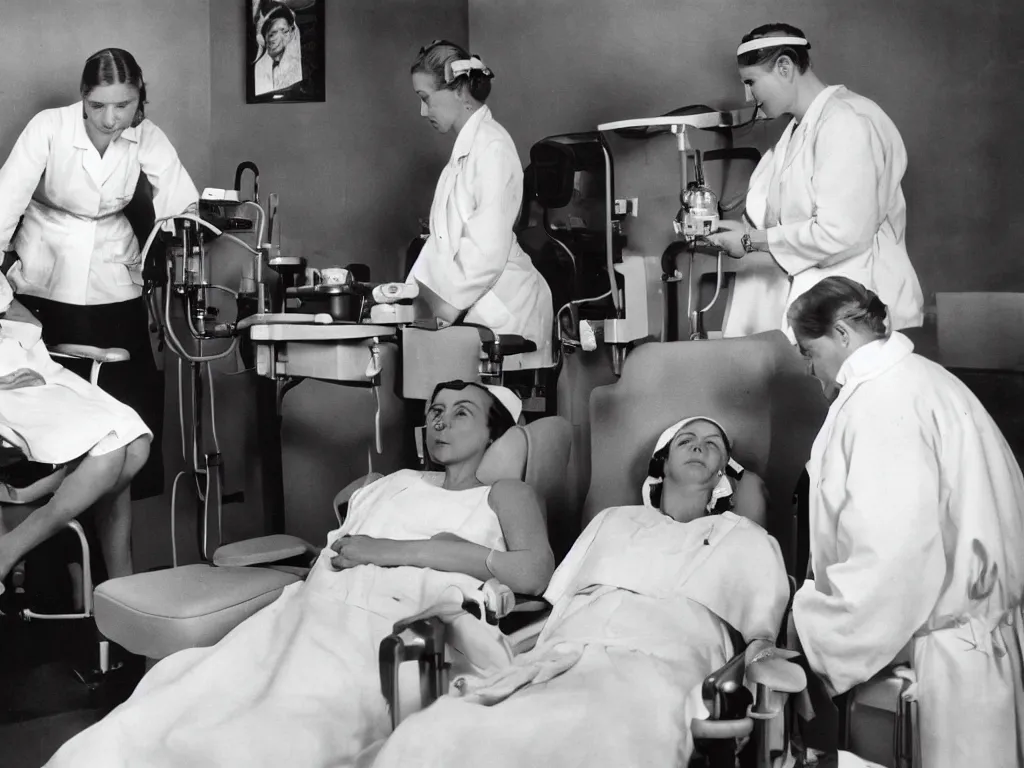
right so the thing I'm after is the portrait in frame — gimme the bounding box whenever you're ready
[246,0,326,104]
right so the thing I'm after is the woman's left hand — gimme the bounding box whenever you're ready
[329,535,398,570]
[705,220,746,258]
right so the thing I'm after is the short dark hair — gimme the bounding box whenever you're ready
[80,48,147,127]
[411,40,493,103]
[787,276,889,340]
[738,23,812,74]
[429,380,515,441]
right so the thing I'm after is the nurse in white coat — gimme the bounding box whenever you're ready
[788,276,1024,767]
[708,24,924,342]
[0,48,198,502]
[407,41,553,370]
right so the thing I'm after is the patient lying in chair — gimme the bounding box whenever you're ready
[372,416,791,768]
[47,380,554,768]
[0,274,151,592]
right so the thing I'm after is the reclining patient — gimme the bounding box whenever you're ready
[372,416,791,768]
[47,380,554,768]
[0,274,151,593]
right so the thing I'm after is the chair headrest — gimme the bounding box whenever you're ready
[477,415,574,558]
[582,332,826,570]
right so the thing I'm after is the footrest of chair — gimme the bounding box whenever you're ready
[95,564,301,660]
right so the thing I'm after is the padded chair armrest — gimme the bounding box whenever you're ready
[494,595,550,638]
[494,334,537,356]
[49,344,131,364]
[702,649,753,721]
[212,534,318,567]
[504,600,551,655]
[745,650,805,694]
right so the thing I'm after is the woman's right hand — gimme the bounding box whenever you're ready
[0,368,46,390]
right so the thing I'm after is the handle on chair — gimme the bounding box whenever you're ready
[378,617,448,729]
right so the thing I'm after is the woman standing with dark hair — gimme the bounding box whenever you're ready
[406,40,553,371]
[0,48,199,500]
[708,23,924,343]
[789,276,1024,767]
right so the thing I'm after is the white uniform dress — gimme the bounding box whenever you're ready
[792,332,1024,767]
[408,106,553,370]
[0,101,199,305]
[723,86,924,341]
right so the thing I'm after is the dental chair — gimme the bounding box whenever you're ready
[0,308,131,676]
[90,412,573,665]
[380,330,828,767]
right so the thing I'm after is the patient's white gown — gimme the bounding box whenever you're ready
[373,505,791,768]
[46,470,506,768]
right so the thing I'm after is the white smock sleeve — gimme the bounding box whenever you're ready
[792,410,947,696]
[0,111,52,249]
[445,139,521,310]
[137,121,199,224]
[766,112,885,275]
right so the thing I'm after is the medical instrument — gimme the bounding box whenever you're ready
[596,108,757,355]
[141,161,321,562]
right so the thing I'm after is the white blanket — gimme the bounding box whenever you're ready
[372,506,791,768]
[46,471,506,768]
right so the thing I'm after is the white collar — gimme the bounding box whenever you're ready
[836,331,914,388]
[450,105,490,162]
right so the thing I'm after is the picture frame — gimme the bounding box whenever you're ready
[246,0,326,104]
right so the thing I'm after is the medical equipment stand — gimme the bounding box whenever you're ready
[595,108,756,368]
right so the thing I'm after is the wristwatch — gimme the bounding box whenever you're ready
[741,233,755,254]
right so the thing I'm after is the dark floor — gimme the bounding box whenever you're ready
[0,581,145,768]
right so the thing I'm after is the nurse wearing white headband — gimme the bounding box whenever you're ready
[707,23,924,345]
[406,40,554,371]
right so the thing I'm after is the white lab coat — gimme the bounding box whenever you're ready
[723,86,924,341]
[792,332,1024,767]
[408,106,553,370]
[0,102,199,306]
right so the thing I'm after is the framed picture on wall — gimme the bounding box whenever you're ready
[246,0,326,104]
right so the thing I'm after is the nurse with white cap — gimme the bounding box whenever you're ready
[707,23,924,343]
[406,40,553,371]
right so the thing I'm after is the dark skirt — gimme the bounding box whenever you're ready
[17,294,165,500]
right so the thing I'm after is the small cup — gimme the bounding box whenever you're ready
[308,267,350,286]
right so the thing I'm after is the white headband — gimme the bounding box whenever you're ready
[446,56,492,84]
[482,384,522,425]
[641,417,744,510]
[737,36,809,57]
[427,383,523,425]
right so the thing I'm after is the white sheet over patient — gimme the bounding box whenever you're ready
[373,505,791,768]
